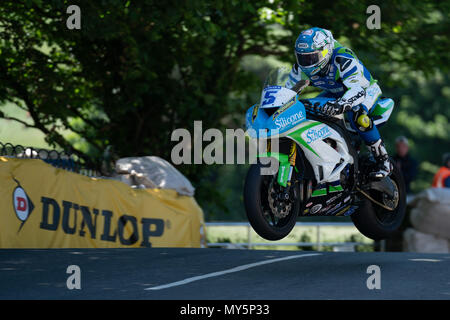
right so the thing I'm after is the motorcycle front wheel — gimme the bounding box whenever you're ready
[244,161,300,241]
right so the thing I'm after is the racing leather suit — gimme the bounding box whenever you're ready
[286,42,391,179]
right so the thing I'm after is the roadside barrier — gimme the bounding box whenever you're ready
[0,157,205,248]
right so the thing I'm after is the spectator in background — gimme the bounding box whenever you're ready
[393,136,418,194]
[432,153,450,188]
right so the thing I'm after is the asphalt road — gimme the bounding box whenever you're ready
[1,248,450,300]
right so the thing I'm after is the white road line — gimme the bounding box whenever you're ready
[144,253,321,291]
[409,258,442,262]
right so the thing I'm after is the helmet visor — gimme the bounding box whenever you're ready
[296,50,325,67]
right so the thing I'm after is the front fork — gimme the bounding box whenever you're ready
[283,142,298,200]
[287,142,297,186]
[266,140,297,200]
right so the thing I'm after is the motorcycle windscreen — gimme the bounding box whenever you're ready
[263,67,291,88]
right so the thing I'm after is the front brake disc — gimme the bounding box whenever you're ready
[267,179,292,219]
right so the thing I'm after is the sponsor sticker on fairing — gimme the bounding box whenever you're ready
[310,204,322,214]
[274,111,305,129]
[326,195,338,205]
[306,126,331,144]
[252,104,259,123]
[328,202,344,215]
[272,97,296,120]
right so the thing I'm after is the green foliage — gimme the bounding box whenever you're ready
[378,72,450,192]
[347,234,373,252]
[297,233,313,251]
[0,1,448,216]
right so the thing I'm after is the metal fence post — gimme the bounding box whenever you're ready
[247,225,252,249]
[380,239,386,252]
[317,225,321,251]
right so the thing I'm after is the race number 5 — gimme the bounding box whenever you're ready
[262,91,277,106]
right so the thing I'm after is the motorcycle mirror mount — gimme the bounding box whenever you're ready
[291,79,310,94]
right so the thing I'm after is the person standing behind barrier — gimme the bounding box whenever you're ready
[393,136,418,194]
[432,153,450,188]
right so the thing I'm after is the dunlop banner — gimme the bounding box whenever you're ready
[0,157,205,248]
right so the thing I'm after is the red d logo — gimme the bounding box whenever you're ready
[12,182,34,231]
[16,196,27,212]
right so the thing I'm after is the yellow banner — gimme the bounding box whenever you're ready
[0,157,205,248]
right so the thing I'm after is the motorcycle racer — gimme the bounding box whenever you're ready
[286,27,391,179]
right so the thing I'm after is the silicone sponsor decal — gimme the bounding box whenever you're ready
[306,126,331,144]
[274,111,305,129]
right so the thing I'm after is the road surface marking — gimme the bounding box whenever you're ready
[409,259,442,262]
[145,253,321,291]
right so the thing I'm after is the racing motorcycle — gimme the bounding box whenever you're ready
[244,67,406,241]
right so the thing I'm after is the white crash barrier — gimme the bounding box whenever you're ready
[403,188,450,253]
[409,188,450,240]
[403,228,449,253]
[114,156,195,196]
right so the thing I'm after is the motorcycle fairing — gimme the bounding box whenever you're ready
[302,177,354,216]
[246,97,308,138]
[286,118,354,184]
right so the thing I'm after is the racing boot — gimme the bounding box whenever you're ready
[368,139,392,180]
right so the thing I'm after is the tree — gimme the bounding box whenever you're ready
[1,1,448,214]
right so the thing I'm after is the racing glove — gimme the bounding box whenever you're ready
[322,100,351,116]
[322,84,366,116]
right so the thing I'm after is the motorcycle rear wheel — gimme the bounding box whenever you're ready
[351,160,406,240]
[244,161,300,241]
